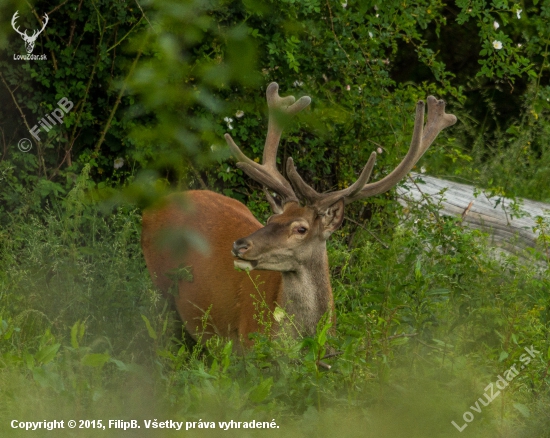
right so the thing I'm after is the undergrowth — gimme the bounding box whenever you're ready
[0,169,549,438]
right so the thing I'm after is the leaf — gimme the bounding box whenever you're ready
[35,343,61,365]
[71,322,79,349]
[141,314,157,340]
[32,367,64,392]
[426,288,450,295]
[248,377,273,403]
[513,403,530,418]
[81,353,111,368]
[109,358,125,370]
[499,351,509,362]
[109,358,141,372]
[273,307,285,322]
[432,338,454,348]
[317,319,332,347]
[390,336,411,346]
[506,125,520,136]
[70,320,85,349]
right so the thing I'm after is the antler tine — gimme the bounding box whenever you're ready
[285,157,323,205]
[38,13,49,34]
[263,82,311,167]
[11,11,25,37]
[225,82,311,208]
[417,96,457,160]
[286,152,377,211]
[31,13,49,38]
[345,97,456,204]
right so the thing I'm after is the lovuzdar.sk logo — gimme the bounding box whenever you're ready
[11,10,48,61]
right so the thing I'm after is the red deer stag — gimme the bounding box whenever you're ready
[141,83,456,346]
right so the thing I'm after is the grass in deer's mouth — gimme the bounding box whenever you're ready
[233,259,258,270]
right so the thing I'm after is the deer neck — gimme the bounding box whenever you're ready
[278,244,332,337]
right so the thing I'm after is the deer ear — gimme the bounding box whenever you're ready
[321,198,345,239]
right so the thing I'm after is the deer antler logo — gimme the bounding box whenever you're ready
[11,11,49,54]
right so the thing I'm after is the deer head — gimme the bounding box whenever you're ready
[11,11,49,54]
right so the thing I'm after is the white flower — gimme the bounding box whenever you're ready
[516,9,522,19]
[235,110,244,118]
[493,21,499,30]
[341,1,347,8]
[293,80,304,87]
[346,85,351,91]
[113,157,124,169]
[492,40,503,50]
[368,31,373,38]
[518,43,522,47]
[226,166,231,173]
[376,147,383,154]
[224,117,233,130]
[420,166,426,174]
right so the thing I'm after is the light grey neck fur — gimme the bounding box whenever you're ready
[279,244,332,337]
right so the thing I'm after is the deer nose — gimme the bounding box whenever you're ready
[232,239,250,257]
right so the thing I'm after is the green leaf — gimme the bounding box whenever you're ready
[317,319,332,347]
[70,320,85,349]
[35,344,61,365]
[71,323,79,349]
[109,358,141,373]
[248,377,273,403]
[513,403,530,418]
[32,367,64,392]
[141,314,157,340]
[81,353,111,368]
[499,351,509,362]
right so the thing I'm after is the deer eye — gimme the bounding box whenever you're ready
[295,226,308,235]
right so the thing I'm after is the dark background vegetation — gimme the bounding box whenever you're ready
[1,0,549,436]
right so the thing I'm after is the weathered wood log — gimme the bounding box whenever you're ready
[397,173,550,260]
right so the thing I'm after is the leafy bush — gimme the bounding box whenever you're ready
[3,0,550,211]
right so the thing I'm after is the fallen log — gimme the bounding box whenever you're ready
[397,173,550,260]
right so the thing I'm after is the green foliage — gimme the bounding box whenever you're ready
[2,0,550,436]
[0,167,549,436]
[2,0,550,213]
